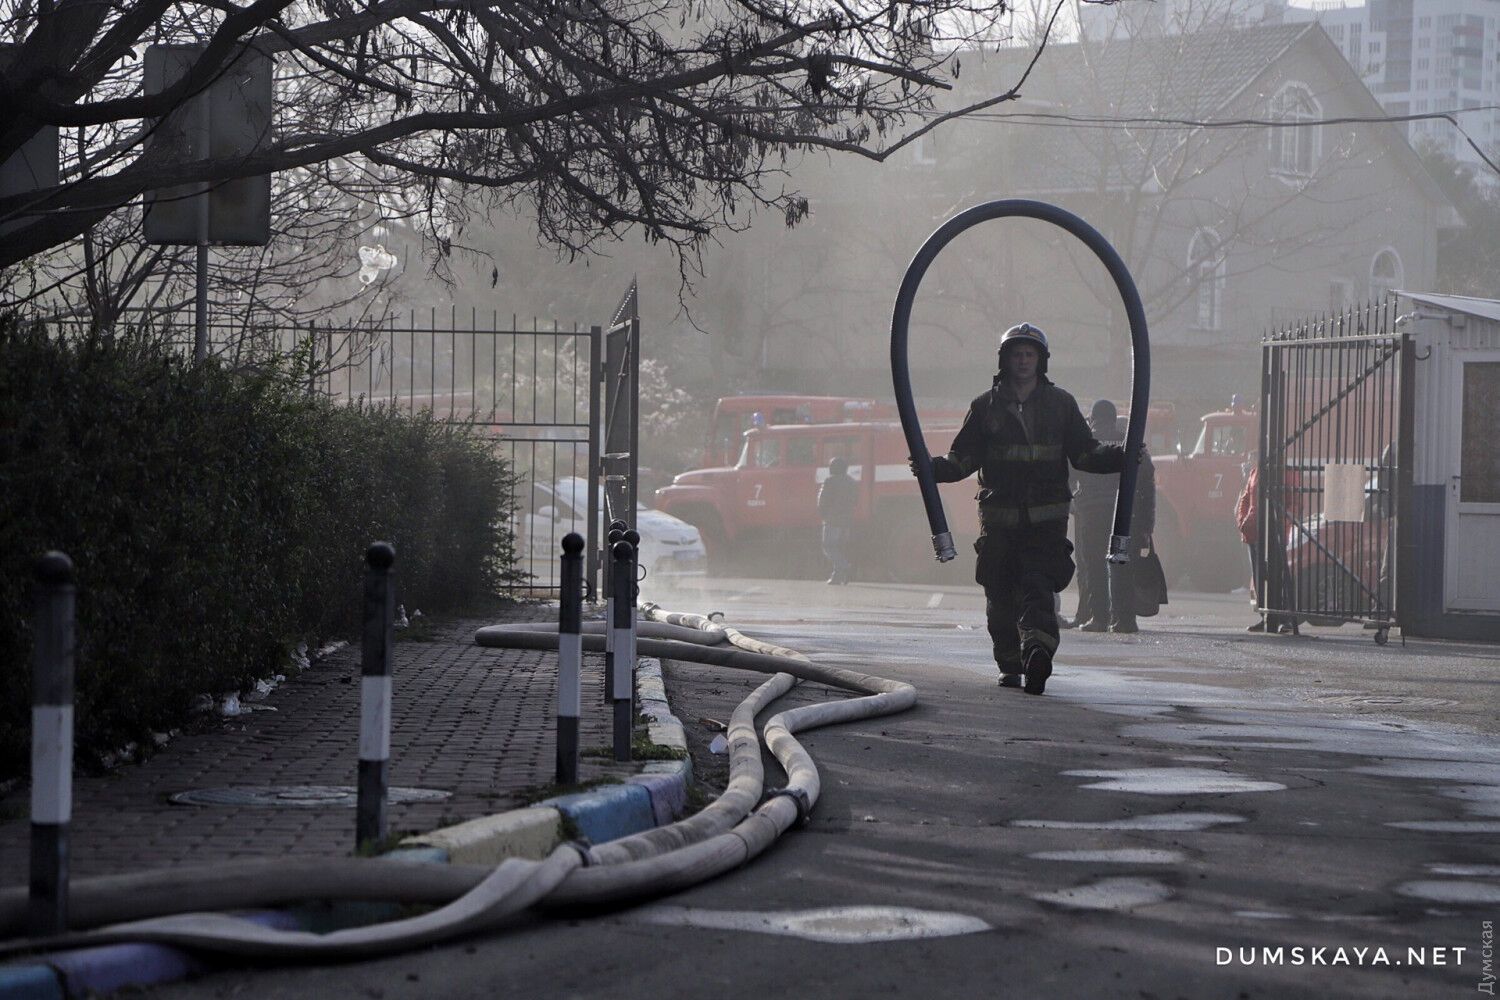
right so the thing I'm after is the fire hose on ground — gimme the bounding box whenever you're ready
[0,606,915,960]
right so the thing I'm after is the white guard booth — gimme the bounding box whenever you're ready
[1399,290,1500,641]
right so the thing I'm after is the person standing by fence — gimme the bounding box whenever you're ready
[1236,453,1299,634]
[818,456,858,585]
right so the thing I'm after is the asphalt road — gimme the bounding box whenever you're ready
[149,576,1500,1000]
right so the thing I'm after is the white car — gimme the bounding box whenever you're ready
[516,476,707,580]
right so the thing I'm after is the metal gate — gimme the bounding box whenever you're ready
[317,306,602,597]
[1258,299,1414,640]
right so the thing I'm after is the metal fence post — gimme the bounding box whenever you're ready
[30,551,74,936]
[611,539,636,761]
[357,542,395,851]
[603,522,625,706]
[586,326,603,602]
[623,527,641,747]
[556,533,584,786]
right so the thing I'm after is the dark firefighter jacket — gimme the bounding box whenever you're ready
[931,376,1125,528]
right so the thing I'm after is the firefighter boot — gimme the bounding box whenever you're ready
[1022,645,1053,695]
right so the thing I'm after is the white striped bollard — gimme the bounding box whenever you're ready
[602,523,625,706]
[357,542,395,851]
[30,551,75,936]
[611,538,636,761]
[556,533,584,786]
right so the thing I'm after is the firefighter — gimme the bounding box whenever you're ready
[914,323,1126,694]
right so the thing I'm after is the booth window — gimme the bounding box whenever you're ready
[1461,362,1500,503]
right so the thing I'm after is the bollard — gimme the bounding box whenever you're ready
[357,542,395,852]
[556,533,584,786]
[623,528,641,601]
[611,539,636,761]
[30,551,75,936]
[603,523,625,706]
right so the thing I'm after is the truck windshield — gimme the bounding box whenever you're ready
[752,439,782,468]
[1192,422,1248,457]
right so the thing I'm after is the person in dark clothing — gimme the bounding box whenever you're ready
[1071,401,1157,634]
[818,456,858,585]
[1107,418,1156,633]
[1071,400,1124,632]
[917,323,1126,695]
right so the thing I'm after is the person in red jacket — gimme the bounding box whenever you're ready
[1235,454,1298,634]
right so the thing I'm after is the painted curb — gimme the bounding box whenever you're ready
[0,965,61,1000]
[540,783,655,844]
[0,911,298,1000]
[403,808,564,864]
[629,762,691,827]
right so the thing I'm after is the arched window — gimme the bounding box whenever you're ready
[1268,83,1322,177]
[1370,248,1403,300]
[1188,228,1226,330]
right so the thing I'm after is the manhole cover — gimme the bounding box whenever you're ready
[1316,694,1457,710]
[169,785,451,808]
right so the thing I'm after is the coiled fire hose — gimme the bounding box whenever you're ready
[891,198,1153,564]
[0,606,915,959]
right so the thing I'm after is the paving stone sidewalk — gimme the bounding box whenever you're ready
[0,605,635,880]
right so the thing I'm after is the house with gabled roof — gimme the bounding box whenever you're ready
[715,22,1459,421]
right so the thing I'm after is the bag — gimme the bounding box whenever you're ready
[1132,537,1170,618]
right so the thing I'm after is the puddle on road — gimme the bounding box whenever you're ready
[1032,877,1172,911]
[1354,761,1500,782]
[629,905,992,944]
[1426,863,1500,877]
[1396,881,1500,904]
[1012,812,1245,832]
[1028,849,1185,864]
[1233,910,1293,920]
[1123,713,1500,765]
[1063,767,1286,795]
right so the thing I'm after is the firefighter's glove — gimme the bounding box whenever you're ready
[911,454,960,483]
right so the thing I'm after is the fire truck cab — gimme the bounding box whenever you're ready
[1151,404,1260,591]
[659,417,972,577]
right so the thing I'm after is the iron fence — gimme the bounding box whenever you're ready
[314,308,602,597]
[1258,298,1413,641]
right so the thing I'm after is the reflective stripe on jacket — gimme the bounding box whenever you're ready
[933,377,1124,525]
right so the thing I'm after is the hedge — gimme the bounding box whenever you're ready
[0,317,520,778]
